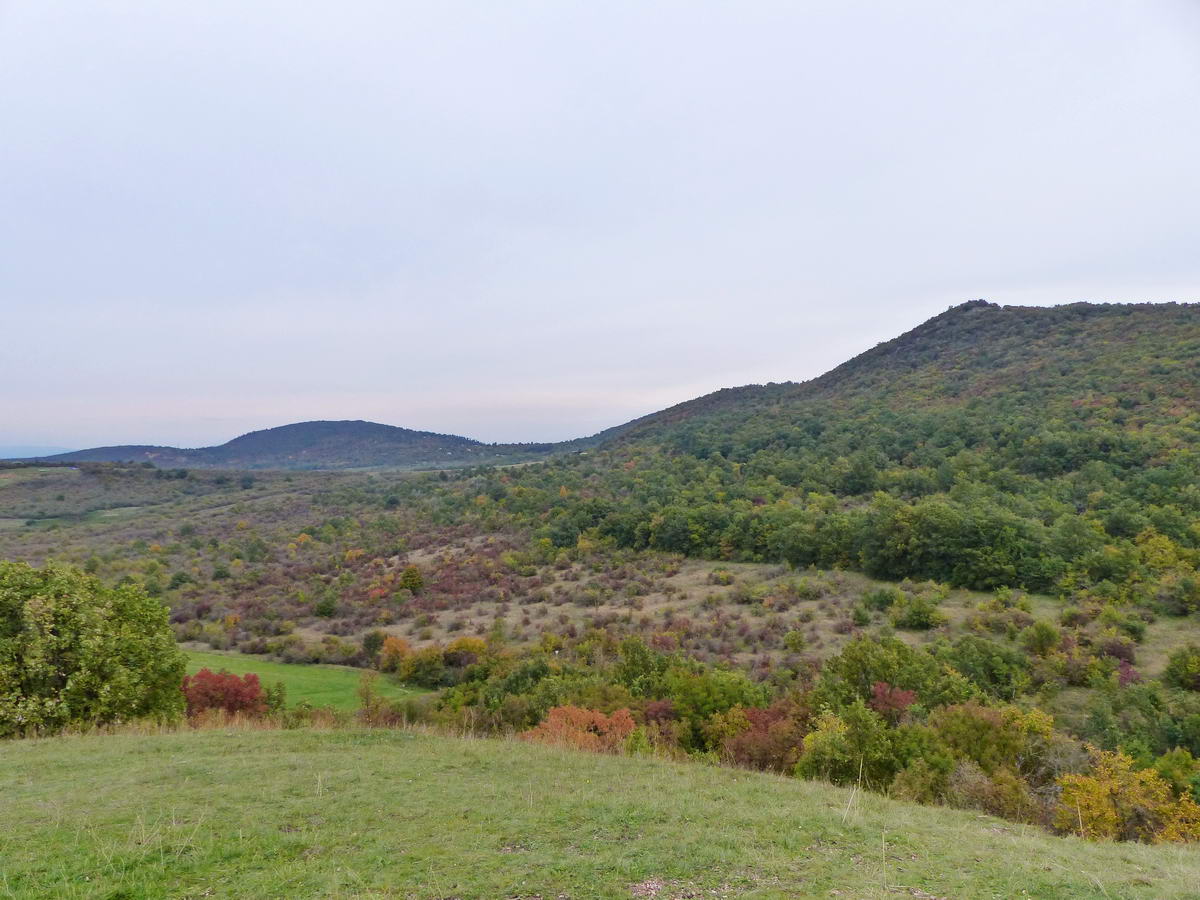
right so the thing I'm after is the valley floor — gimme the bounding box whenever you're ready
[2,729,1197,899]
[182,647,426,712]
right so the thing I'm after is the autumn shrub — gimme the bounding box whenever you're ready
[703,706,749,750]
[560,679,638,715]
[868,682,916,724]
[1117,660,1142,687]
[443,636,488,668]
[1159,795,1200,842]
[521,705,636,753]
[890,757,952,804]
[661,664,770,749]
[494,694,540,731]
[182,668,266,718]
[399,645,447,688]
[1054,748,1180,842]
[643,698,678,724]
[1059,603,1097,628]
[1096,631,1137,664]
[1053,644,1108,687]
[707,568,734,586]
[378,635,412,672]
[263,680,287,714]
[793,577,827,601]
[986,767,1045,822]
[1157,571,1200,616]
[1097,604,1148,642]
[477,658,553,711]
[889,591,947,630]
[729,580,770,605]
[946,760,1043,824]
[720,699,811,773]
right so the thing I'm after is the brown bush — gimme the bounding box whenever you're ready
[521,705,636,753]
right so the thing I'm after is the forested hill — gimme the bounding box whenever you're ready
[811,299,1198,407]
[38,420,557,470]
[612,300,1200,446]
[462,300,1200,604]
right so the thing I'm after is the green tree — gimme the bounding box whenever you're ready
[398,564,424,594]
[1164,646,1200,692]
[1020,620,1062,656]
[399,645,447,688]
[0,562,185,737]
[814,636,975,712]
[934,635,1030,700]
[795,700,897,789]
[361,629,387,664]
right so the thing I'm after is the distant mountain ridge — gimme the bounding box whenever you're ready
[34,420,556,470]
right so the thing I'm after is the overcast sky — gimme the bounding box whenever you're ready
[2,1,1199,449]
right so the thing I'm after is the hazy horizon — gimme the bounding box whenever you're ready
[4,2,1199,448]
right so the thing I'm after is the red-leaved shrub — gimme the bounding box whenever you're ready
[722,699,811,772]
[182,668,266,718]
[644,698,679,724]
[869,681,917,723]
[1117,659,1142,687]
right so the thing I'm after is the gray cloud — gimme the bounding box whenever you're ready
[3,1,1198,447]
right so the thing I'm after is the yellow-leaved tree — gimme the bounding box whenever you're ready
[1055,747,1200,843]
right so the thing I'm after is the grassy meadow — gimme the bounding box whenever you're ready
[3,728,1198,900]
[183,648,424,711]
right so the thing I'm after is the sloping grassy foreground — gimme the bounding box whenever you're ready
[183,649,424,711]
[2,730,1198,899]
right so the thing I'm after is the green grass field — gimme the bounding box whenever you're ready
[2,728,1198,899]
[183,649,423,711]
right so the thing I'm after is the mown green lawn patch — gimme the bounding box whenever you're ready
[1,728,1197,899]
[183,649,423,711]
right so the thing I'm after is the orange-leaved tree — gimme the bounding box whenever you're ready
[378,636,412,673]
